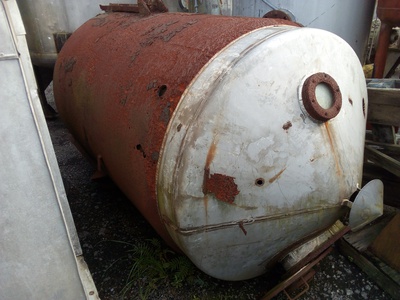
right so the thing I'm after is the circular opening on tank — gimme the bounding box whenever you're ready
[255,178,265,186]
[315,83,334,109]
[301,72,342,122]
[262,9,294,21]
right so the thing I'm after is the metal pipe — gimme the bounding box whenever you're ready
[373,0,400,78]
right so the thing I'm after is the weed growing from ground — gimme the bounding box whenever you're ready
[107,238,202,299]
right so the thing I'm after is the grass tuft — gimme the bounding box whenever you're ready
[117,238,199,299]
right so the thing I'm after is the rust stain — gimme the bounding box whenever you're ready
[205,140,217,169]
[236,205,257,210]
[268,167,286,183]
[203,168,239,204]
[324,123,334,149]
[282,121,292,131]
[238,221,247,235]
[202,138,239,203]
[324,122,342,176]
[202,140,218,210]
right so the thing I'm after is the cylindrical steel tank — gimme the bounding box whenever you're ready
[54,11,367,281]
[16,0,139,67]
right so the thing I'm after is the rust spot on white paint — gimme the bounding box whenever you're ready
[268,167,286,183]
[203,168,239,204]
[282,121,292,131]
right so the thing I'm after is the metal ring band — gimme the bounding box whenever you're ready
[302,72,342,122]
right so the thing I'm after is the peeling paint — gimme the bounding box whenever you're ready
[63,57,76,73]
[202,138,239,203]
[203,168,239,204]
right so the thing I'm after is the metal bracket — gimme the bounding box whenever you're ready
[283,276,310,300]
[261,247,333,300]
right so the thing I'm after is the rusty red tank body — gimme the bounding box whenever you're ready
[54,8,368,280]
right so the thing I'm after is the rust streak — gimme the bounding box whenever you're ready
[324,122,342,176]
[203,140,217,207]
[324,122,335,150]
[205,140,217,169]
[268,167,286,183]
[238,221,247,235]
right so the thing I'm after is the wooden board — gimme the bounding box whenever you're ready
[338,210,400,299]
[369,213,400,272]
[367,81,400,126]
[364,145,400,177]
[338,239,400,299]
[366,140,400,157]
[370,125,396,143]
[343,213,394,252]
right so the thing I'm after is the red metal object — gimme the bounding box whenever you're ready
[261,247,333,300]
[377,0,400,23]
[301,72,342,122]
[374,0,400,78]
[53,12,295,249]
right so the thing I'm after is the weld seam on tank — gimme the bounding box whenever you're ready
[162,204,343,236]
